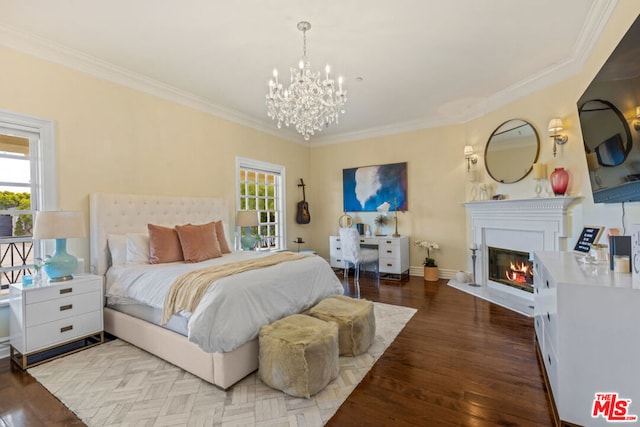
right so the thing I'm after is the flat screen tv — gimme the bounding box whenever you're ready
[577,15,640,203]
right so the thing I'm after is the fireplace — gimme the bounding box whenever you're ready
[487,246,533,293]
[459,197,579,316]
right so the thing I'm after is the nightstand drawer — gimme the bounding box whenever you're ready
[25,279,102,304]
[25,310,102,353]
[25,290,102,328]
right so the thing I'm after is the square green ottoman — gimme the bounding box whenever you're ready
[309,295,375,356]
[258,314,339,398]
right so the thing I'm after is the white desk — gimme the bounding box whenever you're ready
[329,235,410,280]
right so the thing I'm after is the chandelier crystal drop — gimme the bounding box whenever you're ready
[266,21,347,140]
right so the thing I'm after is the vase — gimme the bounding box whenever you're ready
[455,271,469,283]
[550,167,569,196]
[424,266,439,282]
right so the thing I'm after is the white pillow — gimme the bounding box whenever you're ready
[222,223,234,252]
[107,234,127,266]
[126,233,150,264]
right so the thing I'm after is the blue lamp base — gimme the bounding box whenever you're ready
[42,238,78,282]
[240,227,255,251]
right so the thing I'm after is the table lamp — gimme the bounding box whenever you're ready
[236,210,259,250]
[33,210,85,282]
[377,201,400,237]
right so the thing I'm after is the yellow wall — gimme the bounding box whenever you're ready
[309,126,467,273]
[0,45,313,264]
[0,0,639,280]
[310,0,640,275]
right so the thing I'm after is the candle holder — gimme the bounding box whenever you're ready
[534,179,544,198]
[469,247,481,287]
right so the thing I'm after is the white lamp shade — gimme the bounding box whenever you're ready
[463,145,474,157]
[376,202,391,213]
[236,210,259,227]
[548,118,563,133]
[33,210,85,239]
[636,106,640,118]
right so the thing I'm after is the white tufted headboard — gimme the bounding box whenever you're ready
[90,193,229,276]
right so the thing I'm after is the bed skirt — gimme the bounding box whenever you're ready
[103,307,259,389]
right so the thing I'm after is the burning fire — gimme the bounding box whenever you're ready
[504,260,532,284]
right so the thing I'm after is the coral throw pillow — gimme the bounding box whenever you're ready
[148,224,184,264]
[175,222,222,263]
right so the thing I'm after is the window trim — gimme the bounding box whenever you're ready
[235,157,286,251]
[0,109,57,297]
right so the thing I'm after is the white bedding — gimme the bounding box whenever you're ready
[105,251,344,353]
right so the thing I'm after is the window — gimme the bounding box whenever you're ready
[236,157,286,251]
[0,110,56,298]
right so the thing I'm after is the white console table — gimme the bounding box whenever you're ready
[534,251,640,426]
[329,235,410,281]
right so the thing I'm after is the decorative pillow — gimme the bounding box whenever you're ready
[107,234,127,266]
[126,233,150,264]
[148,224,184,264]
[175,222,222,263]
[214,220,232,254]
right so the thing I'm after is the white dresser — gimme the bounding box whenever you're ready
[534,251,640,426]
[9,274,104,368]
[329,235,410,280]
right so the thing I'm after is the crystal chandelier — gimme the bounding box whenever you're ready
[266,21,347,140]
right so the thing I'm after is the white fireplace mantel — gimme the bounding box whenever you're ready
[465,197,581,250]
[455,196,581,316]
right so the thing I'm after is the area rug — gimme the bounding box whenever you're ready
[29,302,416,426]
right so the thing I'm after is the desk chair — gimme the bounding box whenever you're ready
[339,227,379,281]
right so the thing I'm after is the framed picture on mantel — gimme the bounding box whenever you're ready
[342,162,408,212]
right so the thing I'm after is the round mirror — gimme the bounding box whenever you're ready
[578,99,632,167]
[338,213,353,228]
[484,119,540,183]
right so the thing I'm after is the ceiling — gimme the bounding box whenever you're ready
[0,0,618,144]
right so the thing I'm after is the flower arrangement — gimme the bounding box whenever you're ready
[374,214,389,227]
[414,240,439,267]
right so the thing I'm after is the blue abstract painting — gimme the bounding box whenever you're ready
[343,162,408,212]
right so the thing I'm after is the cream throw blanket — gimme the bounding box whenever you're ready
[161,252,311,324]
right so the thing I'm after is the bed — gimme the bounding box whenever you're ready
[89,192,344,389]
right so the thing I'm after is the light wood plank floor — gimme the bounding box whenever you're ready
[0,274,554,426]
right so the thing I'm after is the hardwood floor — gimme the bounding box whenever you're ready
[0,275,554,426]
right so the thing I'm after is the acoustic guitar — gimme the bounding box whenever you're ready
[296,179,311,224]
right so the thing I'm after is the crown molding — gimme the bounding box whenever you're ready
[0,24,303,143]
[0,1,617,146]
[313,0,618,145]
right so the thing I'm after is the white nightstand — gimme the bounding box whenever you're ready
[9,273,104,368]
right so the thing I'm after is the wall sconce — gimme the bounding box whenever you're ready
[548,118,568,157]
[464,145,478,171]
[633,106,640,131]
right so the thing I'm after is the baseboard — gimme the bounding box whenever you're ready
[409,266,457,280]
